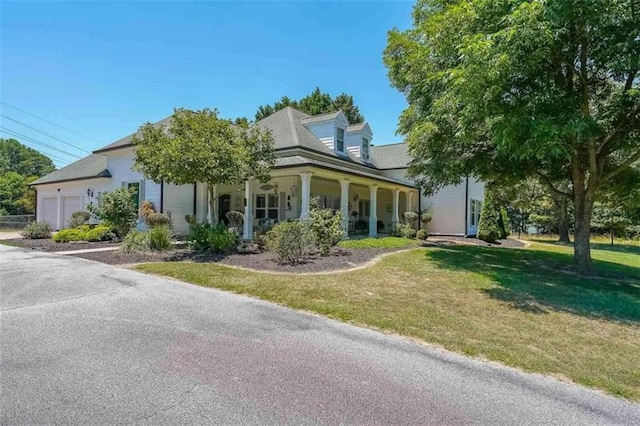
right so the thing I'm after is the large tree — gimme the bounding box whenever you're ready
[384,0,640,274]
[255,88,365,123]
[132,108,276,222]
[0,138,55,177]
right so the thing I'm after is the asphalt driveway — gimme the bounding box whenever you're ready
[1,244,638,425]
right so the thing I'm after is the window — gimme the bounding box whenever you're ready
[361,137,369,160]
[336,128,345,152]
[470,199,482,227]
[127,182,140,208]
[256,193,278,220]
[319,195,340,211]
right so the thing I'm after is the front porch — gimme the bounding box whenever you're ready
[197,167,418,240]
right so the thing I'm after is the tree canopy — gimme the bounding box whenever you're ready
[255,87,365,124]
[132,108,276,218]
[384,0,640,274]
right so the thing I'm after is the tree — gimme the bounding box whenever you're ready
[0,138,55,177]
[477,184,501,243]
[87,187,138,237]
[132,108,276,222]
[254,88,366,123]
[384,0,640,274]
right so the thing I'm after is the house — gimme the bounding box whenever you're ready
[30,107,484,237]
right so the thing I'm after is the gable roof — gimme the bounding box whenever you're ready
[93,116,172,153]
[347,122,371,134]
[30,154,111,186]
[299,110,346,125]
[370,142,411,169]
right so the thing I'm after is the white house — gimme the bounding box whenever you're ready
[30,107,484,237]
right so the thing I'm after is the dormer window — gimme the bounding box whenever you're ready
[336,128,345,152]
[361,137,369,160]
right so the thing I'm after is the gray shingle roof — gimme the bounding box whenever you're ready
[370,143,411,169]
[93,116,172,153]
[30,154,111,186]
[299,111,342,125]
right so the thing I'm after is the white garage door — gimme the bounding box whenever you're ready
[62,196,83,229]
[42,197,57,229]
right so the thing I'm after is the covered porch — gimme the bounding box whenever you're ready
[197,167,418,240]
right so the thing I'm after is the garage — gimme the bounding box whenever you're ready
[42,198,57,229]
[62,196,83,229]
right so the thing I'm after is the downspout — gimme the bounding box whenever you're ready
[159,179,164,214]
[193,183,197,215]
[34,187,38,222]
[464,176,469,237]
[417,188,421,231]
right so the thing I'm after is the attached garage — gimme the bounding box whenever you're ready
[62,196,83,229]
[41,198,57,229]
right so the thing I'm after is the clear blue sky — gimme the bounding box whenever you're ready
[1,1,413,168]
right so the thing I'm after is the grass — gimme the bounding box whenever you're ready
[338,236,417,249]
[135,243,638,400]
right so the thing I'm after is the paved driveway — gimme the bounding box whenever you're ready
[1,244,638,425]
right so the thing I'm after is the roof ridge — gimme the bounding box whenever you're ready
[372,141,406,147]
[287,107,301,146]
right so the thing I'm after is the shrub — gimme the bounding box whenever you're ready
[226,211,244,232]
[188,222,237,253]
[146,212,172,229]
[139,200,155,224]
[120,229,150,253]
[404,228,417,239]
[68,211,90,228]
[53,228,86,243]
[477,188,501,243]
[420,211,433,224]
[395,223,416,239]
[21,221,51,239]
[308,198,345,256]
[148,225,172,251]
[266,221,315,264]
[416,229,428,240]
[87,188,138,238]
[354,219,368,232]
[403,211,419,229]
[85,225,114,242]
[185,214,197,225]
[253,229,269,250]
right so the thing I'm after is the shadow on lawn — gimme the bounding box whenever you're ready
[528,238,640,255]
[425,245,640,324]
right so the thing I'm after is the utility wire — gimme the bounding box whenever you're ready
[0,101,96,143]
[0,114,91,154]
[0,126,82,160]
[0,129,73,165]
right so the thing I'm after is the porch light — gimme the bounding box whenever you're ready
[86,188,94,198]
[353,194,359,202]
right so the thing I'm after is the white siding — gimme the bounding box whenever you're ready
[305,121,336,151]
[163,183,195,235]
[345,129,372,160]
[423,182,467,236]
[466,178,485,235]
[106,148,161,211]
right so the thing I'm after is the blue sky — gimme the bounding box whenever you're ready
[1,1,413,168]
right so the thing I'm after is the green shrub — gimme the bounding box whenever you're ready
[120,229,151,253]
[85,225,113,242]
[420,211,433,224]
[308,198,345,256]
[403,228,417,239]
[266,221,315,264]
[188,222,237,252]
[146,212,172,229]
[226,211,244,232]
[139,200,155,224]
[87,188,138,238]
[477,188,501,243]
[53,228,87,243]
[403,211,418,228]
[21,221,51,239]
[68,211,90,228]
[148,225,172,250]
[395,223,416,239]
[416,229,428,240]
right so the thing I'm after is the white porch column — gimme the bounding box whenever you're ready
[392,188,400,229]
[56,193,63,230]
[300,172,313,220]
[339,179,350,235]
[407,191,413,213]
[243,180,253,240]
[369,185,378,237]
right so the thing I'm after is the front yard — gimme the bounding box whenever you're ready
[135,241,640,401]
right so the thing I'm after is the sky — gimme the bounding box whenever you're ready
[1,1,414,168]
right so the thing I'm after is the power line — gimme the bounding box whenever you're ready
[0,101,96,143]
[0,129,73,166]
[1,126,82,160]
[0,114,91,154]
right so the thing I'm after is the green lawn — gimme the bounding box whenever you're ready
[135,242,640,401]
[338,236,418,249]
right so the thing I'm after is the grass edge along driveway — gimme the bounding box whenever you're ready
[135,242,640,401]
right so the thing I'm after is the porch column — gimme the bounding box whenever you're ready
[369,185,378,237]
[300,172,313,219]
[392,188,400,229]
[243,180,253,240]
[339,179,350,235]
[56,193,63,230]
[407,191,413,213]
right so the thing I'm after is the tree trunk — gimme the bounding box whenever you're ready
[207,184,217,224]
[556,197,570,244]
[573,190,595,275]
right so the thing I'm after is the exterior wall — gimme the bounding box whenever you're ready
[106,149,161,211]
[304,115,350,153]
[35,178,112,229]
[163,183,195,235]
[345,129,373,160]
[466,178,485,236]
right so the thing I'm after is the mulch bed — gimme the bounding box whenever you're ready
[71,246,412,273]
[429,236,526,248]
[2,238,120,252]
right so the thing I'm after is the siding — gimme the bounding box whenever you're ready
[466,178,485,235]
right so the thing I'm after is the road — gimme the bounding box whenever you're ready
[1,244,638,425]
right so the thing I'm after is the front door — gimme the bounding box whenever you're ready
[218,194,231,225]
